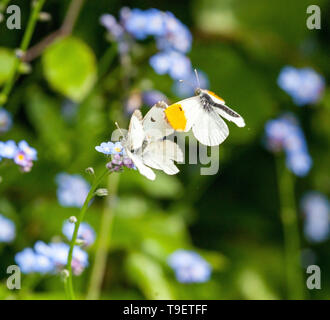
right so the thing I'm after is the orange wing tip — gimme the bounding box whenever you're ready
[207,90,225,103]
[164,103,187,131]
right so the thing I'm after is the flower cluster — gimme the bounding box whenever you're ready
[95,141,135,172]
[168,250,211,283]
[0,109,12,133]
[301,192,330,243]
[0,214,15,243]
[100,8,196,81]
[277,66,325,106]
[56,173,90,208]
[62,220,95,247]
[15,241,88,275]
[264,113,312,177]
[0,140,37,172]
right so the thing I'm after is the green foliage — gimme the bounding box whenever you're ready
[0,48,15,86]
[42,37,97,102]
[0,0,329,301]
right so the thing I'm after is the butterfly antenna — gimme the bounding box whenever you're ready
[194,69,201,88]
[115,122,124,136]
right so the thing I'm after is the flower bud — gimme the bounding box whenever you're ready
[85,167,95,175]
[75,239,85,246]
[61,269,70,280]
[69,216,77,223]
[15,49,25,59]
[39,12,51,22]
[95,188,108,197]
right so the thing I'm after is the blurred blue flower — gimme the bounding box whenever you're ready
[142,90,168,107]
[0,214,15,243]
[150,50,192,80]
[0,140,18,159]
[172,69,209,98]
[156,11,192,53]
[301,192,330,243]
[0,109,13,133]
[122,8,150,40]
[34,241,88,276]
[15,248,54,274]
[277,66,325,106]
[56,173,90,208]
[168,249,211,283]
[16,241,89,275]
[14,140,38,172]
[121,8,167,40]
[264,114,312,177]
[100,13,124,40]
[62,221,95,247]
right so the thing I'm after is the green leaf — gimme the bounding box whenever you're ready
[119,170,183,199]
[25,86,71,164]
[125,252,175,299]
[42,37,96,102]
[0,48,15,86]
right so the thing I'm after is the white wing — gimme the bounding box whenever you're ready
[128,110,145,150]
[142,140,183,175]
[126,150,156,181]
[213,104,245,128]
[192,108,229,146]
[143,102,174,140]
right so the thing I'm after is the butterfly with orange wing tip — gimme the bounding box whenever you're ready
[164,70,246,146]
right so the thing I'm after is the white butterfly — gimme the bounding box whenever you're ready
[122,102,183,181]
[164,72,246,146]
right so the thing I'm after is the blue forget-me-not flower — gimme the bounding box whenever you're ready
[168,249,212,283]
[264,113,312,177]
[301,192,330,243]
[277,66,325,106]
[0,109,13,133]
[62,220,95,247]
[56,173,90,208]
[0,214,15,243]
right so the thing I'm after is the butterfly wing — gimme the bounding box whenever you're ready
[165,96,201,132]
[213,104,245,128]
[143,140,183,175]
[143,102,174,140]
[128,110,145,150]
[126,149,156,181]
[192,108,229,146]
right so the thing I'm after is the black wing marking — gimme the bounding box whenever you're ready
[200,93,240,118]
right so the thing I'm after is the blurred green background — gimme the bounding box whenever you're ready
[0,0,329,300]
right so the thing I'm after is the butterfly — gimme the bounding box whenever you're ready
[121,102,183,180]
[164,71,246,146]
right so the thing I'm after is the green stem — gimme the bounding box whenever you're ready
[65,167,110,300]
[86,172,120,300]
[0,0,46,106]
[276,156,305,299]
